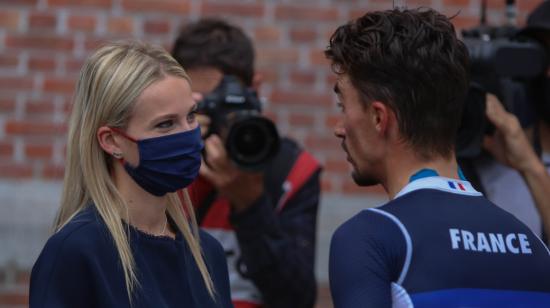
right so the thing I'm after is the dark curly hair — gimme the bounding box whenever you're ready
[172,18,255,86]
[325,8,470,159]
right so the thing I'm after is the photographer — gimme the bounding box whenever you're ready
[171,19,321,308]
[465,0,550,241]
[484,93,550,241]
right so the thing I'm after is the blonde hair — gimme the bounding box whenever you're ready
[55,41,214,300]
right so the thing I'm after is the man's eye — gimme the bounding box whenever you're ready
[156,120,174,129]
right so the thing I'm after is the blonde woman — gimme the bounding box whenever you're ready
[29,41,233,307]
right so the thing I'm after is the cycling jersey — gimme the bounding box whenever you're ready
[329,171,550,308]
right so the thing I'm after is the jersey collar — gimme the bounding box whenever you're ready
[395,168,482,199]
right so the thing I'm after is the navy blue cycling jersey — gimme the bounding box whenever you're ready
[329,173,550,308]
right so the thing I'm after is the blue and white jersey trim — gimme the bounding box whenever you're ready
[367,208,412,285]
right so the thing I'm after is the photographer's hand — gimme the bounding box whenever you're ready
[484,93,550,241]
[200,134,264,212]
[483,94,540,172]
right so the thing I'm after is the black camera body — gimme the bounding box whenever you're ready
[198,75,280,170]
[456,25,548,159]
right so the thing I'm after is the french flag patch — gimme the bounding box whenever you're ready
[448,181,466,191]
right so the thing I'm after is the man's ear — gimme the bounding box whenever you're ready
[370,101,390,135]
[97,126,123,157]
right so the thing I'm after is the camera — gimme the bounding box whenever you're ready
[456,25,548,158]
[197,75,280,170]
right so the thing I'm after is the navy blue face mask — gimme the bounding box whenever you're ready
[111,126,203,196]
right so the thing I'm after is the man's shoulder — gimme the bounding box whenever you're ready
[332,207,408,247]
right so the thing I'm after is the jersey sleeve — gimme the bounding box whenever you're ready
[329,209,408,308]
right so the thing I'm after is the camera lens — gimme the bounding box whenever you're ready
[226,115,280,170]
[234,122,267,156]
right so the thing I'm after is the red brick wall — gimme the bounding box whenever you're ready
[0,0,542,307]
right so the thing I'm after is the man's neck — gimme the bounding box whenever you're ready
[382,150,459,200]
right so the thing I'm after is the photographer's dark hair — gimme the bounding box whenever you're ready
[172,18,255,86]
[325,8,470,159]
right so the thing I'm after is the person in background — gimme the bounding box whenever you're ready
[469,0,550,242]
[30,41,232,308]
[171,19,321,308]
[483,93,550,246]
[326,8,550,307]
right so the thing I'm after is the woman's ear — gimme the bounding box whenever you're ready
[97,126,123,158]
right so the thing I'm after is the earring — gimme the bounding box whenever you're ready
[112,152,123,159]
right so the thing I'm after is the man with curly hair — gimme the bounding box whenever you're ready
[326,8,550,307]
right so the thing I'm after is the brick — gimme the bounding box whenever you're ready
[406,0,435,7]
[304,135,340,151]
[0,98,16,113]
[65,58,86,73]
[486,0,505,9]
[0,163,33,178]
[29,11,57,30]
[309,49,330,66]
[443,0,470,6]
[0,0,37,6]
[325,114,341,129]
[143,20,171,35]
[26,99,56,115]
[122,0,191,14]
[43,164,65,179]
[257,48,299,65]
[263,110,278,124]
[256,68,278,84]
[16,270,30,285]
[84,37,108,51]
[270,89,333,107]
[517,0,543,12]
[289,113,315,126]
[0,54,18,69]
[201,2,265,17]
[290,70,316,86]
[6,34,74,51]
[0,10,20,30]
[0,77,34,91]
[275,5,338,22]
[47,0,112,9]
[0,142,13,157]
[43,77,76,94]
[451,15,479,30]
[28,56,56,72]
[108,16,134,34]
[67,15,96,32]
[254,26,281,43]
[290,28,317,43]
[25,143,53,158]
[324,158,351,174]
[5,120,66,136]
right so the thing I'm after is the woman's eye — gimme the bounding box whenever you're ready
[156,120,174,129]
